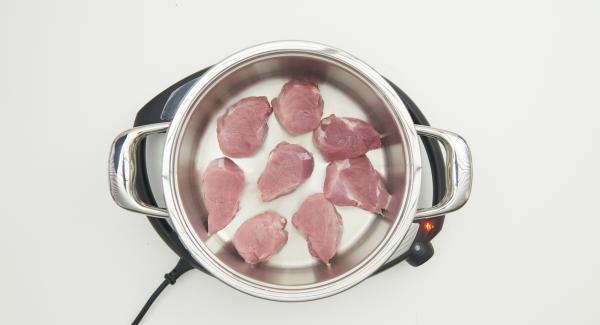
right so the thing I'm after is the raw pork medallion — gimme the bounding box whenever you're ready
[272,80,324,135]
[233,211,289,264]
[217,96,272,158]
[292,193,343,264]
[324,155,390,213]
[201,157,245,234]
[257,142,314,202]
[313,114,381,161]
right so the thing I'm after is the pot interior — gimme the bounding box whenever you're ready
[174,51,411,287]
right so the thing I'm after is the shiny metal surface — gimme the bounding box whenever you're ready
[109,123,170,218]
[188,76,391,274]
[108,41,472,301]
[414,126,472,220]
[386,223,420,262]
[162,41,422,301]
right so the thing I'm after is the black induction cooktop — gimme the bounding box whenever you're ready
[129,68,446,324]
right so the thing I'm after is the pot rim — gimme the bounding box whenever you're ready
[161,41,422,301]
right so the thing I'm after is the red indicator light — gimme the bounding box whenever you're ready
[423,221,435,232]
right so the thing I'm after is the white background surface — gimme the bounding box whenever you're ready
[1,1,599,324]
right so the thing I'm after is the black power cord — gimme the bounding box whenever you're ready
[132,259,193,325]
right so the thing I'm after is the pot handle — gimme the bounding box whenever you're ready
[109,123,170,218]
[414,125,472,220]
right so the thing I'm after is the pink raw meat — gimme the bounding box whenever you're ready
[272,80,324,135]
[232,211,289,264]
[201,157,245,234]
[217,96,272,158]
[292,193,343,264]
[257,142,314,202]
[313,114,382,161]
[324,155,390,213]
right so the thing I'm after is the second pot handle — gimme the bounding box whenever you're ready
[109,123,170,218]
[414,125,472,220]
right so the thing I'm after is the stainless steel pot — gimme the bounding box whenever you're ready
[109,41,472,301]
